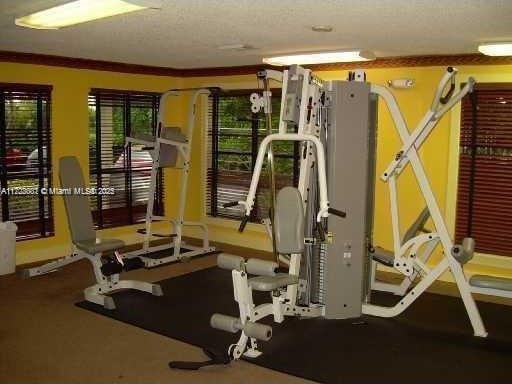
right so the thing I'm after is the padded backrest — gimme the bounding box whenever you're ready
[159,127,185,167]
[59,156,96,244]
[402,207,430,243]
[274,187,304,254]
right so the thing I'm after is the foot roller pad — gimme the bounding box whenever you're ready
[210,314,272,341]
[217,254,245,271]
[244,321,272,341]
[211,313,241,333]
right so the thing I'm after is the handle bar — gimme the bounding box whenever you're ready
[238,215,250,233]
[315,207,346,242]
[439,79,455,105]
[221,201,250,232]
[328,207,347,218]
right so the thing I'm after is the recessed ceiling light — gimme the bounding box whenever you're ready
[478,42,512,56]
[263,50,375,66]
[311,25,333,32]
[15,0,160,29]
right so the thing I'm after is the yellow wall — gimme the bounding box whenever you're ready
[3,60,512,281]
[0,62,184,265]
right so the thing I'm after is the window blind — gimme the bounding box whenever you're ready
[0,83,54,240]
[88,89,163,229]
[206,90,299,222]
[455,84,512,256]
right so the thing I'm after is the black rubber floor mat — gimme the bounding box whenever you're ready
[77,267,512,384]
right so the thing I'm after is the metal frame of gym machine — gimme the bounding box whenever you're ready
[369,76,512,300]
[122,88,217,267]
[23,88,217,278]
[360,68,486,337]
[212,65,489,361]
[246,68,332,310]
[211,66,336,360]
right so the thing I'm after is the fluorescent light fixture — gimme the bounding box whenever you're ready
[478,42,512,56]
[15,0,159,29]
[262,50,375,66]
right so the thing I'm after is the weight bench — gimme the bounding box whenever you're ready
[210,187,305,360]
[59,156,163,309]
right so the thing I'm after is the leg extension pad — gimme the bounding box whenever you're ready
[210,314,272,341]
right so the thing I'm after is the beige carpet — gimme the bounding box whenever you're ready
[3,243,509,384]
[0,254,313,383]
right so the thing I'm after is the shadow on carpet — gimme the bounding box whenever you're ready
[77,267,512,384]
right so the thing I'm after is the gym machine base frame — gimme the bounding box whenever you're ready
[80,247,163,310]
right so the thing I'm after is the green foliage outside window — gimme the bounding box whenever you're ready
[5,100,38,152]
[216,93,295,175]
[88,105,154,161]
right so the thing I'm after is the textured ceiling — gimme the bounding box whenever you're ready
[0,0,511,68]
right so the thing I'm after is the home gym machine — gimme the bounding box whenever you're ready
[208,65,490,362]
[122,88,218,267]
[23,88,218,279]
[169,66,343,369]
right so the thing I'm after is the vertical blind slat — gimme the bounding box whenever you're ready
[88,90,163,229]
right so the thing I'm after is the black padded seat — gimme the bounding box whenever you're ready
[249,273,299,292]
[469,275,512,292]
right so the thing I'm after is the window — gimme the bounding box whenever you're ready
[0,83,53,240]
[206,90,299,222]
[455,84,512,256]
[88,89,163,229]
